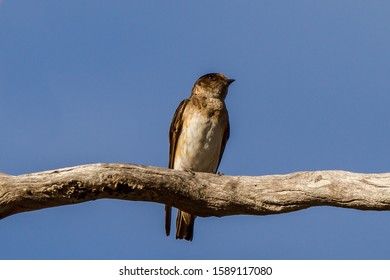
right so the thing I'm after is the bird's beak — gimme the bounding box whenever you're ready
[227,79,235,85]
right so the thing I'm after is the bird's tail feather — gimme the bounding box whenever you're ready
[176,210,196,241]
[165,205,172,236]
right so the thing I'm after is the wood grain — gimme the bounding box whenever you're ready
[1,163,390,220]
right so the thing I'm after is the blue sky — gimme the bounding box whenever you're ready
[1,0,390,259]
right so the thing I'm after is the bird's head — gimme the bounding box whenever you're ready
[191,73,235,100]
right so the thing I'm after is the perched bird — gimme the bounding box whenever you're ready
[165,73,234,241]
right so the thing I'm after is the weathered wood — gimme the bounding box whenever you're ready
[1,163,390,220]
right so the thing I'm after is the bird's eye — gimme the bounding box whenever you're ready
[207,75,214,79]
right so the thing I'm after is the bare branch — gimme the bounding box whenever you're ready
[1,163,390,220]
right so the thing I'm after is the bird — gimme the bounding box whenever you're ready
[165,73,235,241]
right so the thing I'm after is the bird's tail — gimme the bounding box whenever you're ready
[176,210,196,241]
[165,205,172,236]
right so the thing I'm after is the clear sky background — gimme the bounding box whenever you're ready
[1,1,390,259]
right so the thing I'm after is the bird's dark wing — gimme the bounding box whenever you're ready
[168,99,189,169]
[215,118,230,172]
[165,99,189,236]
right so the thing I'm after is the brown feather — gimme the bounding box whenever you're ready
[216,113,230,172]
[169,99,189,168]
[176,210,195,241]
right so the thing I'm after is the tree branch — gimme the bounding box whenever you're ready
[1,163,390,220]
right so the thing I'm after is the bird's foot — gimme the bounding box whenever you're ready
[184,168,196,176]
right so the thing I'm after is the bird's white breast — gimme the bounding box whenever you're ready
[174,109,224,173]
